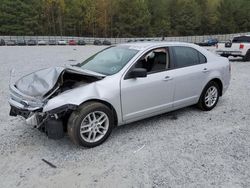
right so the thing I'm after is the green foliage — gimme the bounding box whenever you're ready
[217,0,237,33]
[0,0,41,35]
[170,0,202,36]
[0,0,249,37]
[148,0,171,36]
[196,0,220,34]
[113,0,151,37]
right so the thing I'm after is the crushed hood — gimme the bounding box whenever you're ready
[15,66,104,98]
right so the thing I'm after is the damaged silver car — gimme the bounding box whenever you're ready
[9,42,231,147]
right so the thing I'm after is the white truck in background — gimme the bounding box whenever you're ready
[216,35,250,61]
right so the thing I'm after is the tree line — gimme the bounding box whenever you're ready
[0,0,249,37]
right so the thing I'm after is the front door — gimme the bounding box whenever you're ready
[120,48,175,122]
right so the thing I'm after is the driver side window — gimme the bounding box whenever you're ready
[135,48,169,74]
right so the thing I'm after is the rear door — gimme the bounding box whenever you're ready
[170,46,209,107]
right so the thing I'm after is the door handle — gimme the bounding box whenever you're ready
[202,68,210,73]
[163,76,173,81]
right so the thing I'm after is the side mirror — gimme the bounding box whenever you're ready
[130,68,147,78]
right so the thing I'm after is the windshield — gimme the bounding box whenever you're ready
[77,46,138,75]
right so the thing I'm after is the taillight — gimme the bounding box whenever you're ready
[240,44,244,49]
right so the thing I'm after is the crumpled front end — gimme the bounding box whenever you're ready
[9,82,77,139]
[9,66,103,139]
[9,84,43,113]
[9,66,65,120]
[9,84,77,139]
[9,84,47,126]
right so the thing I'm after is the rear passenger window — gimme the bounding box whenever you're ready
[198,52,207,64]
[232,36,250,43]
[173,46,206,68]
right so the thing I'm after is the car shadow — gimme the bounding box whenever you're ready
[112,105,200,135]
[13,105,209,152]
[41,106,199,150]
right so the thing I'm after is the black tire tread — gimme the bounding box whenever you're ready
[197,81,220,111]
[67,102,113,147]
[243,50,250,62]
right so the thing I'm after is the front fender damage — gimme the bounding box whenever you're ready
[9,66,105,139]
[23,104,78,139]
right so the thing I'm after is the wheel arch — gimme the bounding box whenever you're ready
[80,99,118,126]
[207,78,223,96]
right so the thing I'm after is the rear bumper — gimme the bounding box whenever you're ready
[216,50,243,56]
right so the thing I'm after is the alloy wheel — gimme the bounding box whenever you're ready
[205,86,218,108]
[80,111,109,143]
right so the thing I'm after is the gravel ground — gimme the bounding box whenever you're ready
[0,46,249,188]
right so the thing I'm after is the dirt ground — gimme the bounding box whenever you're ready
[0,46,249,188]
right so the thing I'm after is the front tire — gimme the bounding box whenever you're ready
[198,81,220,111]
[67,102,114,147]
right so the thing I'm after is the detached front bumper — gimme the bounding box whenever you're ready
[9,98,45,127]
[9,98,66,139]
[9,84,51,130]
[9,84,79,139]
[9,103,34,118]
[10,94,77,139]
[9,85,44,123]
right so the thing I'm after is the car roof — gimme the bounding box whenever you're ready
[234,35,250,38]
[118,41,218,61]
[119,41,197,51]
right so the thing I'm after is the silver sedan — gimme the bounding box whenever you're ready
[9,42,231,147]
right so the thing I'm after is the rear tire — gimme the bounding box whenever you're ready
[198,81,220,111]
[67,102,114,147]
[243,50,250,62]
